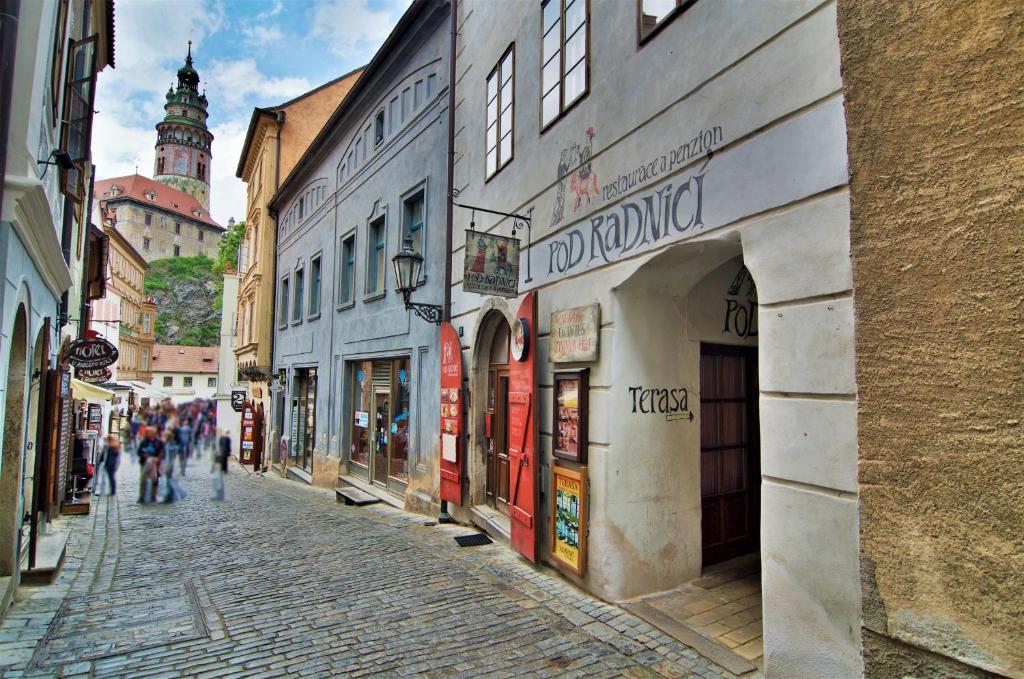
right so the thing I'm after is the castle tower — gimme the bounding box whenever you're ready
[153,41,213,210]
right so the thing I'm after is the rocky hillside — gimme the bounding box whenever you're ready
[144,256,221,346]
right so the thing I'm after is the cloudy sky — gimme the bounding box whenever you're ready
[92,0,411,227]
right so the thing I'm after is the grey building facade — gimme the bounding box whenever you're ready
[270,0,450,512]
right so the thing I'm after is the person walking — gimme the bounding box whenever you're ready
[161,430,179,503]
[102,435,122,497]
[92,441,108,496]
[136,427,163,504]
[212,429,231,501]
[176,418,193,476]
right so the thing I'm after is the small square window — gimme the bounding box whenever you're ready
[208,377,216,388]
[143,237,150,250]
[184,376,193,388]
[173,245,181,257]
[144,212,152,226]
[163,376,173,387]
[174,222,181,234]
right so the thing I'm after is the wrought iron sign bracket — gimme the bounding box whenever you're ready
[451,198,534,282]
[405,297,444,325]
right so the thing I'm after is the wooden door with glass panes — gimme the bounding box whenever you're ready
[486,322,511,516]
[372,390,390,486]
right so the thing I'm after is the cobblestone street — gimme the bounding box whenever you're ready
[0,457,731,678]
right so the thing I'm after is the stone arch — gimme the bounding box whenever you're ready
[466,299,515,510]
[0,303,29,577]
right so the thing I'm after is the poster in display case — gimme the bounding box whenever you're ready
[550,464,588,576]
[552,369,588,463]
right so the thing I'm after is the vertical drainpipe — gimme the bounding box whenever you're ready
[267,109,284,470]
[439,0,457,523]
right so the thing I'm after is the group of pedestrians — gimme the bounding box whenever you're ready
[94,398,232,503]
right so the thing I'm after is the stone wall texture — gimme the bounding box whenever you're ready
[838,1,1024,676]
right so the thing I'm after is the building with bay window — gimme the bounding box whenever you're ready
[269,0,450,505]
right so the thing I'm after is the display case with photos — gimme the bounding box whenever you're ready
[552,369,588,463]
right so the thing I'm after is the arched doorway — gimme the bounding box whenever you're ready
[0,305,29,577]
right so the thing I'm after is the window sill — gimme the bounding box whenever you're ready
[362,291,386,304]
[337,300,356,312]
[278,323,288,331]
[290,319,303,327]
[307,312,321,322]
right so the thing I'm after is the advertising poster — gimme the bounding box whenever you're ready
[553,370,588,463]
[463,230,520,298]
[439,322,463,503]
[551,465,587,576]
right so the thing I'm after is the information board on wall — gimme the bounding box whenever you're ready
[550,304,600,362]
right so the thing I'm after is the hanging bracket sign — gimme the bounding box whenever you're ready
[463,230,520,298]
[76,366,112,384]
[66,337,118,369]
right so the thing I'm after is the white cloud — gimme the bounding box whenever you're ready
[241,25,285,43]
[208,117,250,226]
[309,0,411,59]
[203,59,313,109]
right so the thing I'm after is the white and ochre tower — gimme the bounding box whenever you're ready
[153,41,213,210]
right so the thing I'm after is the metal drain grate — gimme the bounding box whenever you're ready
[454,533,493,547]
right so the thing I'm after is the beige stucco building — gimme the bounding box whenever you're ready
[94,174,223,262]
[233,68,362,469]
[150,344,219,405]
[88,218,155,384]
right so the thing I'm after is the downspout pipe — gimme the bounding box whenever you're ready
[438,0,457,524]
[267,109,284,472]
[0,0,19,216]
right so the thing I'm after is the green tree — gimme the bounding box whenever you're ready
[214,219,246,276]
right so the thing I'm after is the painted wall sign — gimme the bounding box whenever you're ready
[67,337,118,369]
[76,367,111,384]
[722,265,758,338]
[439,323,463,504]
[550,464,587,576]
[629,385,693,421]
[550,304,600,362]
[463,230,520,298]
[511,318,529,362]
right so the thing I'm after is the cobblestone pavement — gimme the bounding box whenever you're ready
[0,452,734,678]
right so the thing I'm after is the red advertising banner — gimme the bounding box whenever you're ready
[508,291,538,562]
[439,322,463,504]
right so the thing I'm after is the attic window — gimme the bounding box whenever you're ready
[173,202,179,208]
[145,190,155,200]
[110,186,120,196]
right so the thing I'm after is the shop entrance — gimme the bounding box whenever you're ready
[349,358,411,495]
[485,324,510,516]
[700,344,760,567]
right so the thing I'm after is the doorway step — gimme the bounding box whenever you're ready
[21,526,70,585]
[468,504,511,546]
[621,554,762,676]
[336,474,400,509]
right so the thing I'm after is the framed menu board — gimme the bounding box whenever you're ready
[552,369,588,463]
[550,464,587,576]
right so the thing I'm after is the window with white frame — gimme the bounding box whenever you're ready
[541,0,588,128]
[486,45,515,178]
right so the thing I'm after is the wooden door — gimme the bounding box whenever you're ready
[439,323,464,504]
[372,391,390,486]
[700,344,760,566]
[486,370,510,516]
[508,292,539,562]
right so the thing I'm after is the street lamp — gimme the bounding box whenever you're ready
[392,235,443,324]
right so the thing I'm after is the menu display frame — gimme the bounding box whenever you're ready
[550,464,588,576]
[552,369,589,463]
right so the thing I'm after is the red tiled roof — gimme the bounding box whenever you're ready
[151,344,219,374]
[94,174,223,230]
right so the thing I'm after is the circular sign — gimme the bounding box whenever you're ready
[511,317,530,362]
[67,337,118,369]
[77,367,112,384]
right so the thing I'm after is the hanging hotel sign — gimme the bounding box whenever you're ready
[76,367,112,384]
[67,337,118,370]
[463,230,520,298]
[550,465,588,576]
[550,304,600,362]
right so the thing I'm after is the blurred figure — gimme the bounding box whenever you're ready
[212,428,231,501]
[136,427,163,504]
[103,434,122,497]
[176,418,193,476]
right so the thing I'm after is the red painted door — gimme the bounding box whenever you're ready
[508,292,538,562]
[439,323,463,504]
